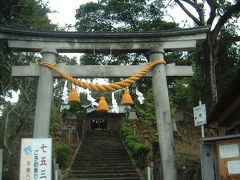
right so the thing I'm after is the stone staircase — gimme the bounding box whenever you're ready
[67,130,140,180]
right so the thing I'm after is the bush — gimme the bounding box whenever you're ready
[121,128,151,169]
[133,143,151,155]
[55,144,71,168]
[132,143,151,168]
[121,127,132,138]
[125,135,138,144]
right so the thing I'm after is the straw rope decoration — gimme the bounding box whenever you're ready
[39,60,166,92]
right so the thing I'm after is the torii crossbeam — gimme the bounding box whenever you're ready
[0,25,209,180]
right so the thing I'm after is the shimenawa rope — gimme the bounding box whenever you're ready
[39,60,166,92]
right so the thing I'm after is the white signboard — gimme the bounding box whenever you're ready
[19,138,52,180]
[227,160,240,174]
[193,104,207,126]
[219,144,240,159]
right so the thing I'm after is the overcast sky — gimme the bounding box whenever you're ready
[43,0,194,29]
[44,0,98,28]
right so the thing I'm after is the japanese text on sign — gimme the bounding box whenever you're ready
[193,104,207,126]
[19,138,52,180]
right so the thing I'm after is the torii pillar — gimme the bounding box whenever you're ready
[150,47,177,179]
[33,48,57,138]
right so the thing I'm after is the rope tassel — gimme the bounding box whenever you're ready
[68,88,80,103]
[121,90,134,106]
[97,96,109,112]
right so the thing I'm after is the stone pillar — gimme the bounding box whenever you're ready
[33,48,57,138]
[149,47,177,180]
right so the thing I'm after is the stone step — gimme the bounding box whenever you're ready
[71,165,135,171]
[79,144,124,147]
[67,130,139,179]
[80,144,123,146]
[75,157,131,161]
[74,158,131,162]
[69,169,136,174]
[80,147,124,149]
[75,154,129,158]
[69,171,138,176]
[78,148,126,151]
[78,148,127,151]
[68,177,140,180]
[72,162,133,167]
[76,153,128,156]
[68,173,139,178]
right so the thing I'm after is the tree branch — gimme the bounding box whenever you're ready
[12,108,21,117]
[180,0,205,24]
[213,1,240,36]
[206,0,217,25]
[219,36,240,46]
[174,0,204,26]
[14,79,30,103]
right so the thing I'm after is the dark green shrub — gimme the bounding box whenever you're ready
[132,143,151,168]
[126,141,138,152]
[125,135,138,152]
[55,144,71,168]
[125,135,138,144]
[133,143,151,155]
[121,127,132,138]
[121,128,151,169]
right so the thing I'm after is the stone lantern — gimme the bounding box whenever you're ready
[143,130,150,145]
[67,122,73,129]
[131,121,138,136]
[54,132,61,147]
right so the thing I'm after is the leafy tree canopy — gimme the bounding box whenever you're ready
[75,0,179,67]
[75,0,177,32]
[0,0,57,30]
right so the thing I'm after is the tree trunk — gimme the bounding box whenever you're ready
[204,31,219,111]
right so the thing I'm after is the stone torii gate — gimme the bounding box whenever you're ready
[0,25,208,180]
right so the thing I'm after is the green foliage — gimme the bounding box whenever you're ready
[125,135,138,144]
[169,78,200,110]
[121,127,151,169]
[75,0,178,68]
[68,102,87,118]
[131,143,151,168]
[75,0,177,32]
[50,110,62,135]
[55,144,71,169]
[135,89,156,125]
[1,0,57,30]
[132,143,150,155]
[216,28,240,97]
[121,127,132,138]
[185,28,240,109]
[177,158,186,169]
